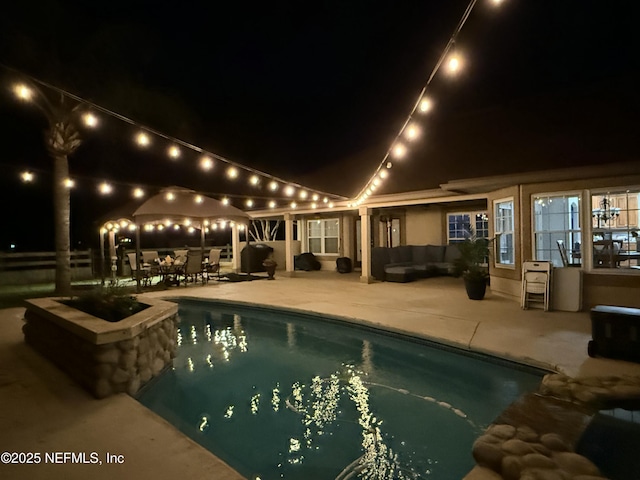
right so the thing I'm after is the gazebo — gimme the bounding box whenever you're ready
[99,186,252,288]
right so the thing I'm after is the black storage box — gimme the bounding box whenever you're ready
[241,244,274,273]
[588,305,640,363]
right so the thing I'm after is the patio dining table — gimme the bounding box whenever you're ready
[157,258,185,286]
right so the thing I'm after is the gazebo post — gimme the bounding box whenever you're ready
[99,228,105,285]
[135,223,142,293]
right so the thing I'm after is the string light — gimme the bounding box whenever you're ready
[194,194,203,204]
[269,200,276,208]
[98,182,113,195]
[63,178,75,189]
[13,84,33,101]
[136,132,150,147]
[418,97,433,113]
[165,191,176,201]
[351,0,486,205]
[226,166,238,179]
[6,68,346,214]
[404,123,420,140]
[392,143,406,159]
[245,199,254,207]
[285,185,295,196]
[168,145,181,159]
[200,156,214,171]
[222,197,230,205]
[20,171,34,183]
[82,113,98,128]
[290,202,297,209]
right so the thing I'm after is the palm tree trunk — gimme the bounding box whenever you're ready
[53,153,71,296]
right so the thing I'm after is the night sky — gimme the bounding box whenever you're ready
[0,0,638,251]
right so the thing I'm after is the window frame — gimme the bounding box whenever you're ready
[493,197,515,268]
[306,218,340,256]
[447,211,489,244]
[531,191,583,268]
[589,187,640,273]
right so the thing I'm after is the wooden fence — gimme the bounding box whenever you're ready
[0,245,233,286]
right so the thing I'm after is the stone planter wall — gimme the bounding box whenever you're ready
[22,297,178,399]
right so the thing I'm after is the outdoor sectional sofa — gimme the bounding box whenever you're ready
[371,244,461,283]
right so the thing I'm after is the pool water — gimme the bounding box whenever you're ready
[138,300,543,480]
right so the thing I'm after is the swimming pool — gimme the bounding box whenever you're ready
[138,299,544,479]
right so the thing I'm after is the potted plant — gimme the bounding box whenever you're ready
[262,255,278,280]
[453,230,490,300]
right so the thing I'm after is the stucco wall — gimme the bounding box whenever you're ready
[405,207,444,245]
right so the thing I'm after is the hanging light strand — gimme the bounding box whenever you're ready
[1,62,346,207]
[352,0,485,205]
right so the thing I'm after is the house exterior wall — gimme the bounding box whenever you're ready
[405,207,445,245]
[519,173,640,309]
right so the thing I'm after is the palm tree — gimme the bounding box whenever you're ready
[13,82,82,295]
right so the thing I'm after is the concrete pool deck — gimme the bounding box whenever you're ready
[1,271,639,479]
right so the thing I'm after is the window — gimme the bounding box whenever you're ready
[494,199,514,265]
[591,190,639,269]
[447,212,489,243]
[307,218,339,255]
[533,193,582,267]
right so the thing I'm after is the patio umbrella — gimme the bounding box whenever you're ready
[132,186,252,289]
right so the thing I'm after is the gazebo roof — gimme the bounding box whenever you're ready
[132,186,251,228]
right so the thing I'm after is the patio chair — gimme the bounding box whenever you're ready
[127,252,151,286]
[141,250,161,276]
[174,249,188,262]
[204,248,222,281]
[182,251,206,285]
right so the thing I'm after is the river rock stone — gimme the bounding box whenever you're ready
[501,455,524,480]
[539,433,570,452]
[472,438,505,471]
[502,438,537,456]
[551,452,600,476]
[488,424,516,439]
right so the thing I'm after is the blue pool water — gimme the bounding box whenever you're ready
[138,300,543,480]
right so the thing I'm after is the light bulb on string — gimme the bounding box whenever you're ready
[268,181,279,191]
[227,166,238,179]
[328,202,334,208]
[290,201,297,209]
[165,192,176,202]
[222,197,230,206]
[20,171,34,183]
[200,156,214,171]
[98,182,113,195]
[418,97,433,113]
[285,185,295,197]
[245,199,254,208]
[133,187,145,198]
[299,190,308,200]
[136,132,151,147]
[404,123,420,140]
[446,46,463,75]
[249,175,260,186]
[13,84,33,101]
[63,178,75,189]
[323,197,328,204]
[194,195,203,204]
[312,193,319,201]
[168,145,181,159]
[392,143,406,159]
[269,200,277,209]
[82,113,98,128]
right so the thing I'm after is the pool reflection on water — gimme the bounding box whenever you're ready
[138,300,543,480]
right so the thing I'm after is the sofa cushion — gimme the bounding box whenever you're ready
[412,245,428,264]
[444,244,462,263]
[389,245,412,264]
[425,245,446,263]
[384,265,416,283]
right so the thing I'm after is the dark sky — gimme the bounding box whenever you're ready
[1,0,639,251]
